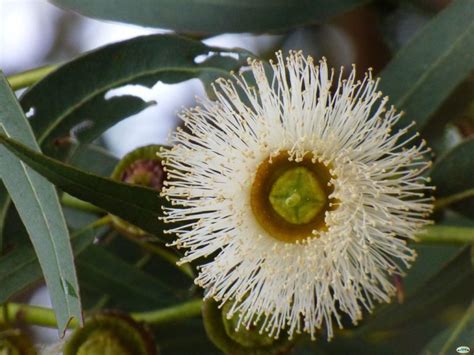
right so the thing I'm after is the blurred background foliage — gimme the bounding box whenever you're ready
[0,0,473,354]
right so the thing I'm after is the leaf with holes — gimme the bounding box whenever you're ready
[20,34,251,156]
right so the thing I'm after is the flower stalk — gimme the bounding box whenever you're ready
[0,299,203,329]
[6,64,58,90]
[61,193,105,214]
[415,225,474,244]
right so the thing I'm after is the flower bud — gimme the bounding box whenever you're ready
[63,312,157,355]
[202,299,293,355]
[110,145,165,238]
[0,325,36,354]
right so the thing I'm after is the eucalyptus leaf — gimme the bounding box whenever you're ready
[403,244,464,296]
[0,225,96,304]
[1,199,29,249]
[379,0,474,131]
[319,247,474,355]
[77,245,179,310]
[421,302,474,355]
[363,247,473,333]
[154,319,219,355]
[105,236,191,296]
[62,144,119,229]
[68,144,118,176]
[3,35,248,234]
[0,133,167,237]
[431,139,474,218]
[20,34,251,156]
[0,183,8,252]
[50,0,367,34]
[0,73,81,333]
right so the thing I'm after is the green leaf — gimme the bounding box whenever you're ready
[365,248,472,353]
[154,319,219,354]
[403,243,464,296]
[431,139,474,218]
[49,0,367,34]
[68,144,118,176]
[0,183,8,252]
[62,144,119,229]
[0,73,81,333]
[0,225,97,304]
[365,247,473,332]
[379,0,474,130]
[20,34,251,155]
[104,236,191,295]
[0,133,166,237]
[422,302,474,355]
[321,247,473,355]
[76,245,178,310]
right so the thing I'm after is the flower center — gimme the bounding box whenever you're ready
[269,167,327,224]
[250,152,336,243]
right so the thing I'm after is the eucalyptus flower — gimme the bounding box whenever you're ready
[161,51,433,340]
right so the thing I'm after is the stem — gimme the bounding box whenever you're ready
[131,299,203,325]
[7,64,58,91]
[416,225,474,244]
[1,303,78,329]
[0,299,203,329]
[61,193,104,214]
[434,188,474,211]
[87,215,112,230]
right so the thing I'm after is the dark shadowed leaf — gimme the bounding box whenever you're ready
[0,133,167,237]
[431,139,474,218]
[154,319,220,355]
[0,73,81,333]
[421,302,474,354]
[363,247,473,332]
[68,144,118,176]
[0,225,96,304]
[77,245,179,309]
[50,0,367,34]
[379,0,474,131]
[0,184,8,252]
[318,247,473,355]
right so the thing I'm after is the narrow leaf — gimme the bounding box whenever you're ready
[431,139,474,218]
[0,134,166,237]
[50,0,367,34]
[323,247,474,355]
[0,73,81,333]
[0,226,96,304]
[422,302,474,354]
[0,183,8,251]
[360,247,473,333]
[68,144,118,176]
[77,245,178,309]
[379,0,474,130]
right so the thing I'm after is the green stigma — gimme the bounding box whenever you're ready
[269,167,327,224]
